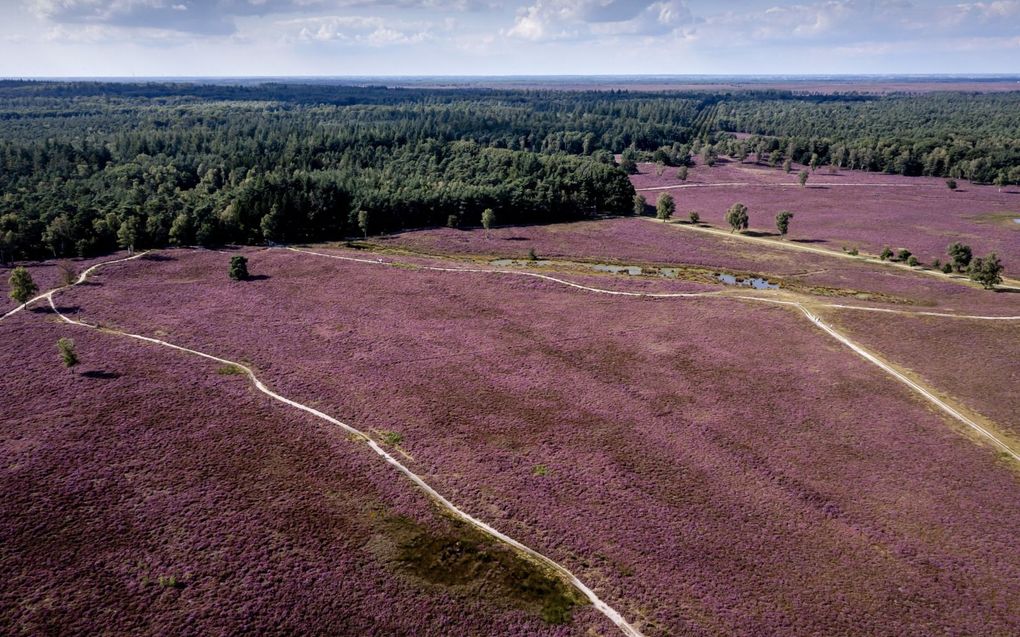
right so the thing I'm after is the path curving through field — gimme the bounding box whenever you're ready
[41,265,647,637]
[1,252,148,323]
[289,246,1020,462]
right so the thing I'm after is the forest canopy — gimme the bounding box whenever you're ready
[1,80,1018,260]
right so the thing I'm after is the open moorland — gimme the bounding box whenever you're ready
[4,222,1018,636]
[2,80,1019,636]
[631,161,1020,274]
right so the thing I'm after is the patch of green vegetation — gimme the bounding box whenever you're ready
[387,517,586,625]
[216,364,244,376]
[157,575,184,589]
[380,431,403,446]
[532,464,549,477]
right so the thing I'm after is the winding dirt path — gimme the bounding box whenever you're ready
[289,246,1020,461]
[40,257,647,637]
[1,252,147,322]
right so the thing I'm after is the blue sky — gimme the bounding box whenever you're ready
[0,0,1018,76]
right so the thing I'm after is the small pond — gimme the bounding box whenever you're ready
[717,273,780,290]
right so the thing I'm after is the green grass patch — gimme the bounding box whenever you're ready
[216,364,245,376]
[380,431,403,446]
[387,516,587,625]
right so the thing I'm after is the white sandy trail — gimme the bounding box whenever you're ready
[1,252,148,323]
[44,268,645,637]
[293,247,1020,462]
[288,247,722,299]
[794,302,1020,463]
[818,304,1020,321]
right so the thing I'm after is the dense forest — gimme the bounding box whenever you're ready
[1,80,1018,260]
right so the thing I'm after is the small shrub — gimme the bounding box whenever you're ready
[688,210,700,224]
[528,248,538,261]
[228,255,249,281]
[532,464,549,477]
[216,364,244,376]
[931,258,941,269]
[906,255,919,267]
[157,575,183,589]
[941,262,953,273]
[896,248,912,262]
[380,431,403,446]
[676,166,688,181]
[57,338,78,369]
[848,247,859,256]
[446,214,459,229]
[879,247,893,261]
[946,178,957,190]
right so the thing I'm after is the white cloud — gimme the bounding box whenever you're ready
[284,15,440,45]
[506,0,692,41]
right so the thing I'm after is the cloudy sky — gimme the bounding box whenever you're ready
[0,0,1018,76]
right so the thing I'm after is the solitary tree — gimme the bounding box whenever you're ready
[117,217,140,255]
[775,211,794,238]
[632,194,646,216]
[688,210,700,224]
[782,159,793,174]
[57,261,77,286]
[8,266,38,304]
[725,203,749,233]
[357,210,370,239]
[993,173,1007,192]
[947,242,972,272]
[676,166,689,181]
[481,208,496,237]
[655,193,675,221]
[229,255,249,281]
[798,170,810,188]
[57,337,78,369]
[969,253,1004,289]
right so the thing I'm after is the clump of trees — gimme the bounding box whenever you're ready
[725,203,749,233]
[229,255,249,281]
[656,193,675,221]
[8,266,38,304]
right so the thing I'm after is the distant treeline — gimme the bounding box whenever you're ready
[1,81,1018,260]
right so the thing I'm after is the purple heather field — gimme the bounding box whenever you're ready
[630,160,1020,273]
[377,218,1020,314]
[46,247,1020,637]
[0,308,607,636]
